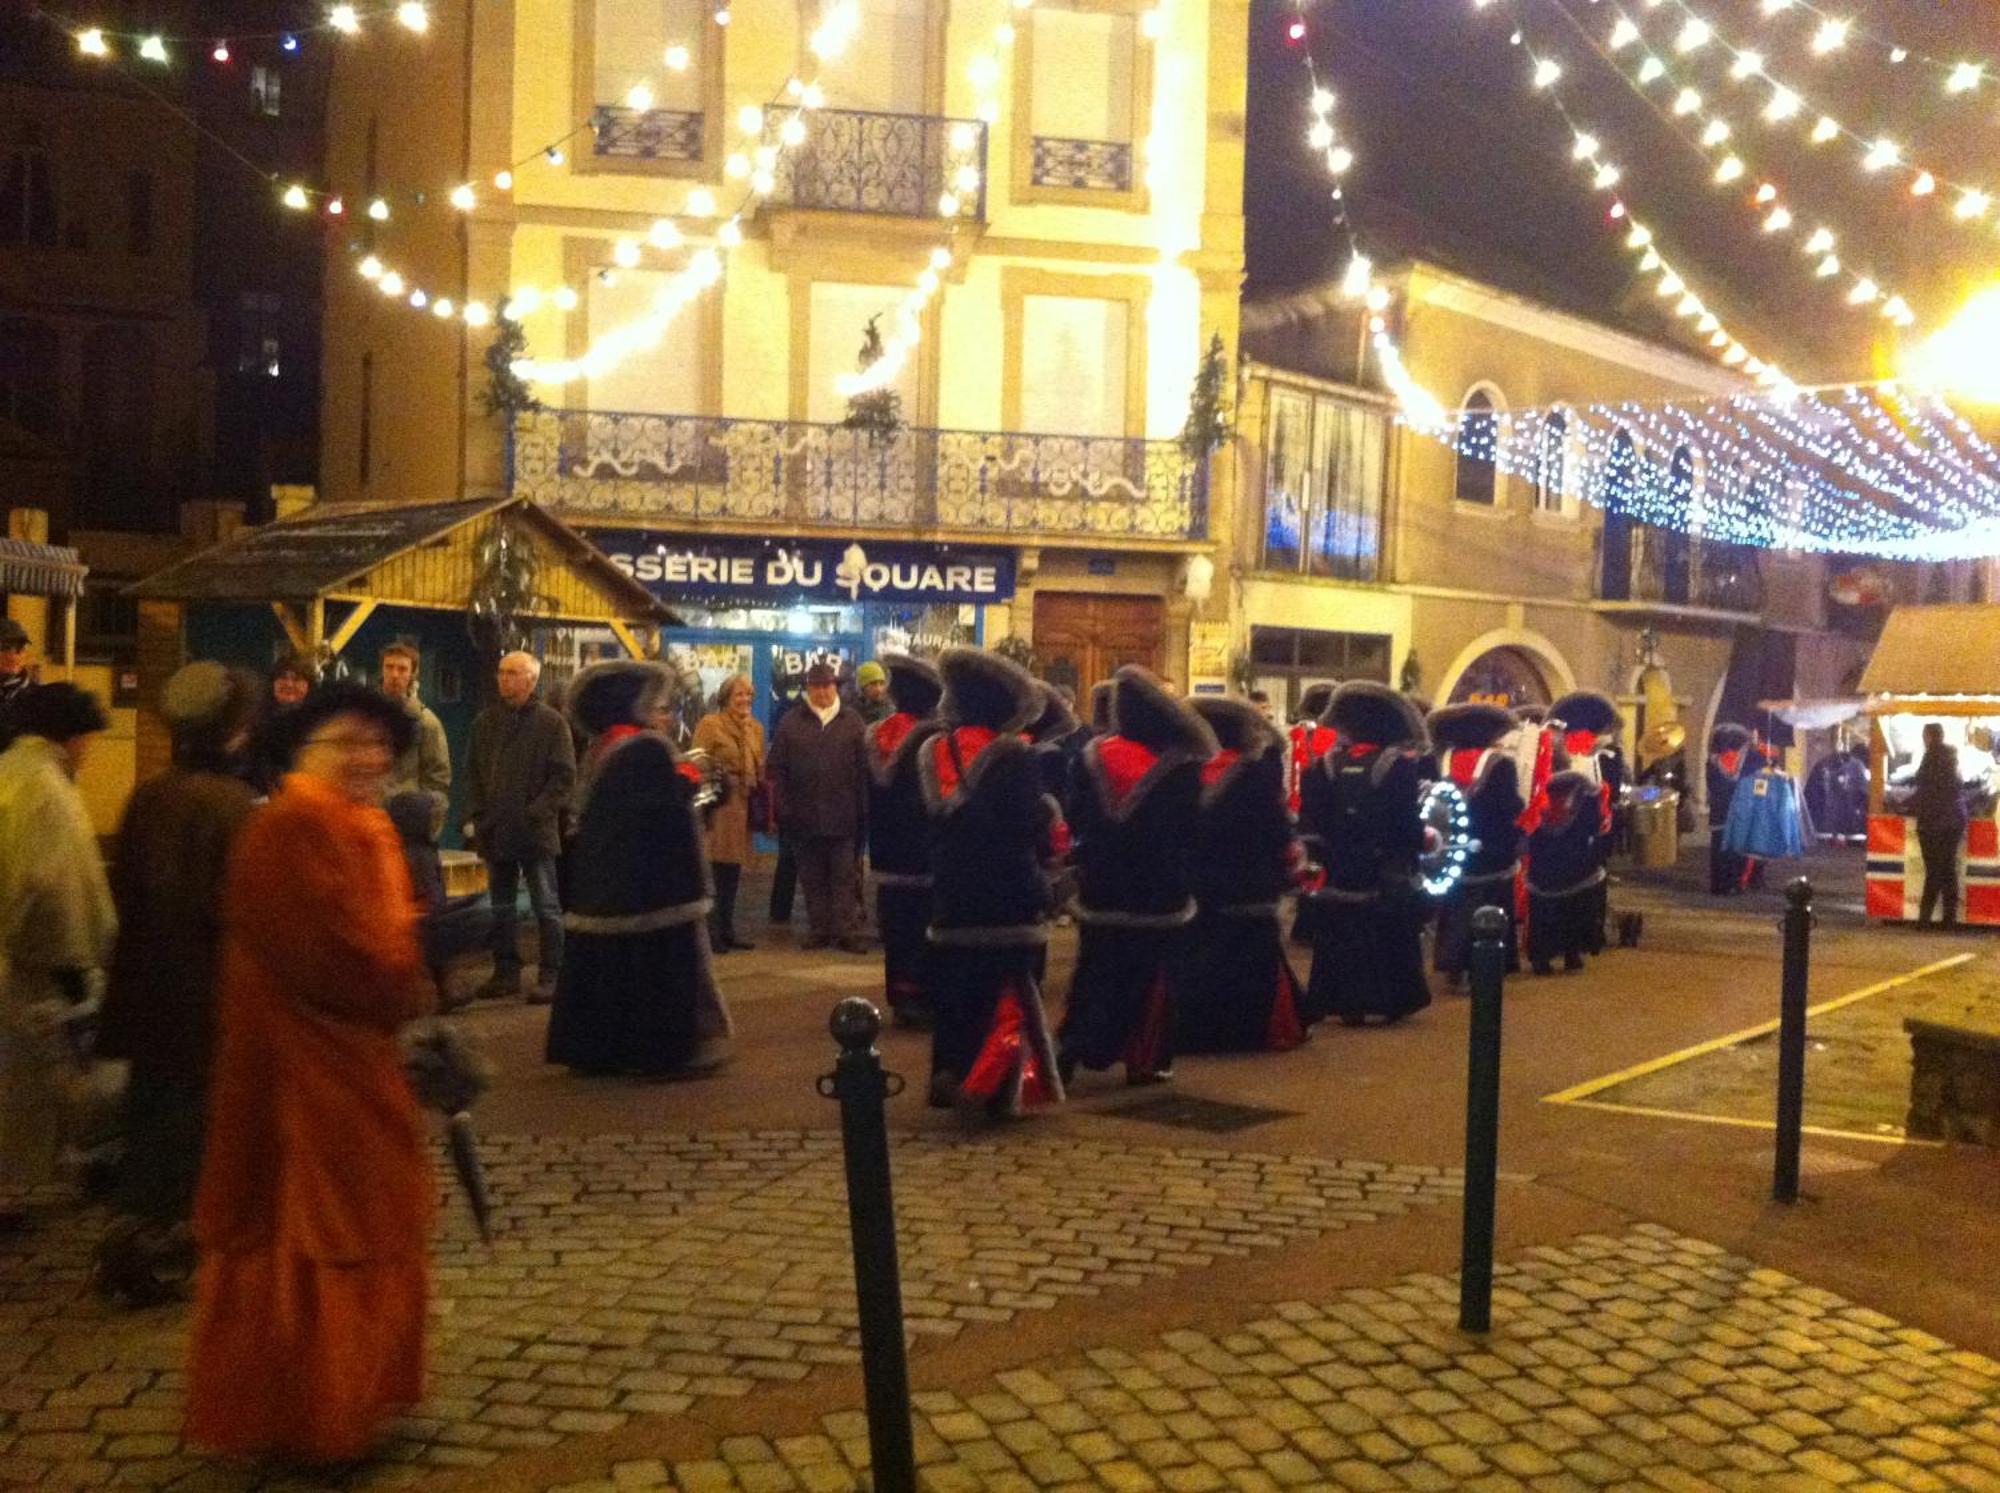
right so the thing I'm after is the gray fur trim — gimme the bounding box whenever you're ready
[1325,680,1429,750]
[568,659,671,735]
[1526,867,1607,899]
[1071,898,1198,929]
[928,923,1052,947]
[564,896,713,935]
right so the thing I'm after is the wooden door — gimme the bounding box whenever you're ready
[1033,591,1165,697]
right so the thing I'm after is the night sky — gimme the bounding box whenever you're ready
[1244,0,2000,385]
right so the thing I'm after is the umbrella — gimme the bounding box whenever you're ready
[402,1022,496,1242]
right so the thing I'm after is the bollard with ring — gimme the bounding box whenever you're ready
[1459,903,1509,1334]
[818,997,917,1493]
[1773,877,1814,1205]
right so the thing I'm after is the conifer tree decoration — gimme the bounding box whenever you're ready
[841,315,906,447]
[480,313,543,420]
[1179,331,1233,460]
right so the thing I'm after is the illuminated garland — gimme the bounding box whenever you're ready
[1598,0,1996,233]
[1582,2,1920,329]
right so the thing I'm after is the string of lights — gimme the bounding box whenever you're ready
[1472,3,1798,392]
[1595,0,1997,231]
[1641,0,1991,103]
[1571,0,1922,330]
[62,0,424,61]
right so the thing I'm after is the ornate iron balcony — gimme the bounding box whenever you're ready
[1031,136,1135,192]
[592,104,704,162]
[768,109,986,220]
[509,409,1206,541]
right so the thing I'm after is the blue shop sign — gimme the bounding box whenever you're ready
[588,532,1015,605]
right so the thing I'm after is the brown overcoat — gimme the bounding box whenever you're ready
[693,708,765,865]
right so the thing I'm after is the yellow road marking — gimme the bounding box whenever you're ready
[1541,951,1976,1106]
[1554,1097,1942,1148]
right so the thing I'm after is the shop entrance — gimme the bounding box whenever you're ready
[1033,592,1165,696]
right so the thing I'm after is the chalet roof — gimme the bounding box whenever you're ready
[1859,607,2000,700]
[0,538,87,599]
[126,497,670,623]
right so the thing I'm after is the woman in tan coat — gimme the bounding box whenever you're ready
[693,674,765,951]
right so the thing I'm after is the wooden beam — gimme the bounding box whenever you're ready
[306,598,325,653]
[270,602,310,656]
[325,599,381,656]
[607,618,647,661]
[60,596,76,674]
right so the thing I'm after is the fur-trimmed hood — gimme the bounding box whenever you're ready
[1324,681,1428,750]
[1428,702,1515,752]
[882,652,943,717]
[1710,722,1754,753]
[1028,682,1079,744]
[1111,666,1217,756]
[568,660,670,736]
[1192,696,1282,757]
[937,647,1039,733]
[1549,690,1622,739]
[1088,681,1114,731]
[1295,681,1337,726]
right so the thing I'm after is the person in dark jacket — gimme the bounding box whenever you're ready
[94,662,260,1305]
[245,652,317,795]
[767,661,870,951]
[387,791,493,1007]
[866,655,944,1027]
[1427,703,1526,986]
[922,648,1067,1118]
[1057,666,1216,1086]
[1549,690,1622,951]
[1175,697,1306,1054]
[463,650,576,1002]
[1912,722,1967,926]
[1705,723,1754,895]
[1299,682,1431,1026]
[545,662,732,1076]
[1526,770,1602,973]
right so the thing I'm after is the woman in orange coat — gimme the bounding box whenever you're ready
[186,681,432,1465]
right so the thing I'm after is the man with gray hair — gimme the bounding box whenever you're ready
[464,651,575,1003]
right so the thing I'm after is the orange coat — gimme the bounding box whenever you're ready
[186,772,432,1463]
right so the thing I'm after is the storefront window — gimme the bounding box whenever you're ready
[1260,384,1385,581]
[1250,625,1391,718]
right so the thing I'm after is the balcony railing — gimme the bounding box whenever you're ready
[1031,136,1134,192]
[510,409,1207,541]
[591,104,704,162]
[1609,527,1765,613]
[768,108,986,220]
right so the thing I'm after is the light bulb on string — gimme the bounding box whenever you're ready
[663,44,690,70]
[1672,88,1701,115]
[494,169,514,190]
[545,146,566,166]
[396,1,428,32]
[1730,51,1762,80]
[1638,57,1665,82]
[1912,172,1936,197]
[77,28,108,56]
[626,83,654,112]
[463,302,491,327]
[1700,119,1730,146]
[1862,138,1900,171]
[210,40,230,62]
[326,196,344,216]
[138,35,168,62]
[1947,62,1983,95]
[281,183,310,210]
[330,5,360,33]
[433,298,454,319]
[1955,190,1992,220]
[368,197,390,221]
[449,183,476,211]
[1810,17,1849,54]
[1810,116,1839,143]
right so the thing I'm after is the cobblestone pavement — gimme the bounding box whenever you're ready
[538,1223,2000,1493]
[0,1131,1459,1490]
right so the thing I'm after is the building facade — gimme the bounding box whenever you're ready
[1235,261,1876,796]
[320,0,1246,711]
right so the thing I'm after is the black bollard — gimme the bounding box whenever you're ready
[819,998,917,1493]
[1459,903,1509,1334]
[1773,877,1813,1204]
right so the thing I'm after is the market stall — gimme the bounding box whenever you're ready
[1857,606,2000,923]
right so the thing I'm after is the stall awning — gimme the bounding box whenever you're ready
[1858,606,2000,698]
[0,538,87,599]
[127,496,673,625]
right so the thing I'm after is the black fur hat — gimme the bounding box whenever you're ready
[8,682,110,744]
[1111,666,1217,756]
[1296,681,1337,723]
[1428,702,1515,752]
[284,680,414,764]
[938,647,1039,733]
[1544,768,1596,805]
[1089,681,1114,731]
[881,653,943,717]
[568,660,670,736]
[1028,682,1078,744]
[1324,681,1428,750]
[1549,690,1622,738]
[1192,695,1282,756]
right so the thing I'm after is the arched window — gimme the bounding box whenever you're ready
[0,123,58,248]
[1598,430,1638,600]
[1534,410,1568,513]
[1660,445,1695,604]
[1455,388,1498,506]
